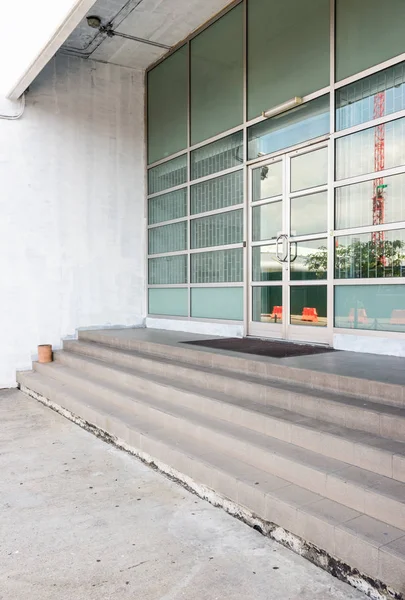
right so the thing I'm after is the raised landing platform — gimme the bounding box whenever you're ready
[17,327,405,599]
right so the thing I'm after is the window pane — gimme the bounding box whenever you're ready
[247,0,329,120]
[336,0,405,82]
[191,131,243,180]
[148,288,188,317]
[191,248,243,283]
[290,285,327,327]
[148,188,187,225]
[191,170,243,215]
[191,209,243,249]
[290,239,328,281]
[252,162,283,202]
[336,117,405,180]
[334,284,405,333]
[248,95,330,160]
[252,201,282,242]
[290,191,328,237]
[147,46,188,164]
[148,154,187,194]
[336,61,405,131]
[252,286,283,323]
[191,287,243,320]
[336,172,405,230]
[148,255,188,285]
[252,246,282,282]
[335,230,405,279]
[291,148,328,192]
[148,222,187,254]
[191,4,243,145]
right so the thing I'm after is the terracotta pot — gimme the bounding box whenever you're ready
[38,344,53,363]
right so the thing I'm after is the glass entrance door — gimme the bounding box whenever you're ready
[249,142,331,344]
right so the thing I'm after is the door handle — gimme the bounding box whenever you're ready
[290,241,298,263]
[276,234,288,263]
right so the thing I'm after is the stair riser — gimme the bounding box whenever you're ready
[33,362,405,530]
[58,349,405,447]
[17,370,405,596]
[77,331,405,408]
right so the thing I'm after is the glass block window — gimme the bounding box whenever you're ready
[191,209,243,249]
[335,230,405,279]
[148,154,187,195]
[148,222,187,255]
[191,170,243,215]
[148,255,188,285]
[336,61,405,131]
[148,188,187,225]
[191,248,243,283]
[336,117,405,180]
[191,131,243,180]
[334,284,405,332]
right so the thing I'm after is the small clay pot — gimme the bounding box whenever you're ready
[38,344,53,363]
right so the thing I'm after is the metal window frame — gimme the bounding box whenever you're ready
[144,0,405,338]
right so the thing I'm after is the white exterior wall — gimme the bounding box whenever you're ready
[0,54,146,388]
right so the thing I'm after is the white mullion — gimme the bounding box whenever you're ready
[148,284,188,289]
[190,243,243,255]
[148,250,187,259]
[246,135,330,167]
[190,164,243,185]
[334,278,405,286]
[334,165,405,188]
[250,195,283,208]
[190,282,244,288]
[289,185,328,199]
[147,216,187,229]
[148,183,187,200]
[289,279,329,287]
[189,125,244,153]
[333,110,405,140]
[334,221,405,237]
[189,203,244,220]
[334,52,405,90]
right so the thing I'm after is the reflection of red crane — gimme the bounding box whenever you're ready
[372,92,385,243]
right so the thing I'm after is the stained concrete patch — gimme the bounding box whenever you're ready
[0,389,367,600]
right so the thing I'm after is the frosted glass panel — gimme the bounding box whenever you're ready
[335,118,405,180]
[248,96,330,160]
[191,248,243,283]
[335,230,405,279]
[191,170,243,215]
[148,188,187,225]
[335,173,405,230]
[191,132,243,180]
[247,0,329,120]
[336,61,405,131]
[335,284,405,332]
[191,287,243,320]
[336,0,405,81]
[147,46,188,164]
[148,255,188,285]
[148,154,187,194]
[148,288,188,316]
[191,209,243,249]
[148,222,187,254]
[191,4,243,144]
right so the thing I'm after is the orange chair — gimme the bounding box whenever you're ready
[302,307,318,322]
[348,308,368,324]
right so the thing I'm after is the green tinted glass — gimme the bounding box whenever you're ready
[190,4,243,145]
[148,288,188,317]
[247,0,329,120]
[336,0,405,81]
[147,46,188,164]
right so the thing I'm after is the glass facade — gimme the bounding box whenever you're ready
[146,1,405,344]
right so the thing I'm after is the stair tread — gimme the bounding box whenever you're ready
[66,340,405,417]
[57,348,405,460]
[17,368,405,559]
[29,360,405,506]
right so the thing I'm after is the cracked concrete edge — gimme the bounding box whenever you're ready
[18,384,403,600]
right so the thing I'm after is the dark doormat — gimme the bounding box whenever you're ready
[181,337,336,359]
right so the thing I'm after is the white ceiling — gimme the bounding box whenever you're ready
[62,0,234,70]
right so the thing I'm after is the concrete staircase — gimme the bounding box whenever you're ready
[17,329,405,598]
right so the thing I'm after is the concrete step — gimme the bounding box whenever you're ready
[16,368,405,597]
[30,360,405,532]
[60,344,405,456]
[77,329,405,409]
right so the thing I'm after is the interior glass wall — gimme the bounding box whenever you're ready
[146,0,405,339]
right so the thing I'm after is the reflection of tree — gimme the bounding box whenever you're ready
[305,240,405,278]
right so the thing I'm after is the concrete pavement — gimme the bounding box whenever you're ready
[0,389,367,600]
